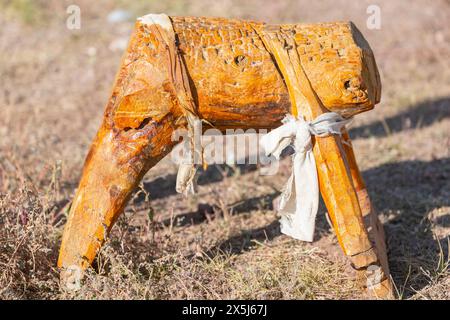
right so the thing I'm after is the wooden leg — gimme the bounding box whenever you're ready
[57,118,180,282]
[58,15,189,286]
[315,133,394,298]
[313,136,374,257]
[258,30,393,298]
[341,130,394,298]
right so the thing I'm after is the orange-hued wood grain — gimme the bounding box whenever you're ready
[341,131,393,298]
[58,18,188,271]
[258,28,373,255]
[112,16,381,132]
[58,15,391,298]
[258,27,393,298]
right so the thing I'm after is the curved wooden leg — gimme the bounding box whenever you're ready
[314,133,394,299]
[58,14,190,286]
[57,118,179,280]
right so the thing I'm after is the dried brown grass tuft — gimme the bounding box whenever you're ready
[0,0,449,300]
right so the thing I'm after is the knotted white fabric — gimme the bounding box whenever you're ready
[260,112,351,242]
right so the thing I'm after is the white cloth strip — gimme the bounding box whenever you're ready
[175,146,198,196]
[260,112,351,242]
[176,162,197,195]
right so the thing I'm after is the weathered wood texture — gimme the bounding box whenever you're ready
[259,28,392,298]
[113,16,381,131]
[341,131,393,298]
[57,15,390,298]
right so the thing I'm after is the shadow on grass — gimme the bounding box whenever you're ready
[349,97,450,139]
[159,192,279,228]
[134,163,258,202]
[202,158,449,298]
[137,96,449,297]
[364,158,449,298]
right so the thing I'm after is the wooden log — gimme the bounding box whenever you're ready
[113,16,381,133]
[58,14,390,297]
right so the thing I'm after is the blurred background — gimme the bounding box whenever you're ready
[0,0,449,299]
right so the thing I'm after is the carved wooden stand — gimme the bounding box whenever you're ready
[57,15,394,298]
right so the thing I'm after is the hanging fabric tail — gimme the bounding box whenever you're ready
[261,113,351,241]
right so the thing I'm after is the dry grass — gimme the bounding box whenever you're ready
[0,0,449,299]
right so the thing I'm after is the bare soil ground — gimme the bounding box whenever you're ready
[0,0,449,299]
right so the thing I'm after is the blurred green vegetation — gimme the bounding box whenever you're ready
[1,0,46,25]
[114,0,190,16]
[12,0,37,20]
